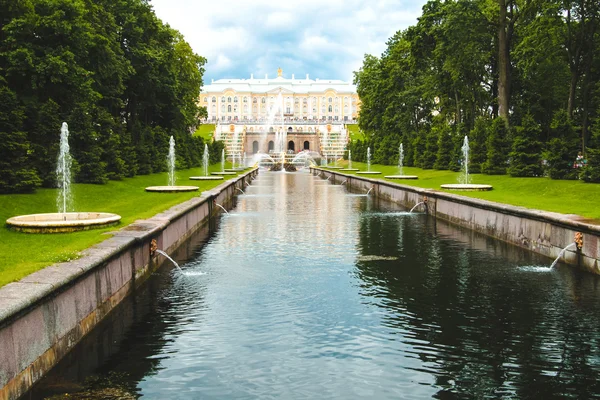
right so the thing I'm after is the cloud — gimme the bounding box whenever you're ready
[150,0,426,83]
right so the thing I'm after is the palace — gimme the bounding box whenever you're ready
[200,69,360,160]
[200,68,360,122]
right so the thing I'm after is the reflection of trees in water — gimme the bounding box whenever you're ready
[355,213,600,398]
[30,226,214,399]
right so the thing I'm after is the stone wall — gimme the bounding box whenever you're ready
[0,169,257,400]
[312,168,600,275]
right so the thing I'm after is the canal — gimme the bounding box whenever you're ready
[28,171,600,399]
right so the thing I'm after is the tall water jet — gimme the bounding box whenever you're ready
[459,136,471,185]
[441,135,492,191]
[167,136,176,186]
[357,146,382,175]
[56,122,73,214]
[7,122,122,232]
[385,142,418,179]
[398,143,404,176]
[203,144,209,177]
[221,149,225,172]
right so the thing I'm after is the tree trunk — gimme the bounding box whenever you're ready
[567,69,578,118]
[454,90,461,125]
[497,0,510,123]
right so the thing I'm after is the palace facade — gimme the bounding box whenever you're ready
[200,68,360,122]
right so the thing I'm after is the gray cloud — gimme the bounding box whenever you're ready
[150,0,425,83]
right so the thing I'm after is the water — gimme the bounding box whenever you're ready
[221,149,225,172]
[348,149,352,169]
[155,249,182,271]
[409,201,425,213]
[367,146,371,172]
[30,173,600,399]
[56,122,72,214]
[550,242,576,268]
[202,144,209,177]
[459,135,471,185]
[168,136,176,186]
[398,143,404,176]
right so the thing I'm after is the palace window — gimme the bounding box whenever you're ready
[335,107,339,113]
[262,98,266,103]
[221,97,225,102]
[228,97,231,102]
[253,98,257,103]
[228,105,231,112]
[303,98,307,104]
[328,105,333,112]
[221,104,225,111]
[294,98,299,104]
[329,97,332,103]
[243,105,247,111]
[234,97,238,103]
[212,96,216,103]
[204,97,208,102]
[243,97,247,103]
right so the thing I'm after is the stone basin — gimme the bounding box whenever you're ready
[440,184,493,191]
[145,185,199,192]
[6,212,121,233]
[356,171,382,175]
[340,168,359,171]
[385,175,419,180]
[189,176,224,181]
[212,172,236,175]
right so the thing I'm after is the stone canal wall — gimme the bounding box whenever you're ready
[0,169,257,400]
[312,168,600,275]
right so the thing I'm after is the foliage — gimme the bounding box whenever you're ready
[508,114,543,177]
[0,0,206,193]
[543,110,579,179]
[353,0,600,182]
[483,117,511,175]
[581,113,600,182]
[434,122,453,170]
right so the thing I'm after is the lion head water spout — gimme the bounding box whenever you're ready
[56,122,73,214]
[168,136,176,186]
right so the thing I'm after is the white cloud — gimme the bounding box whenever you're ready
[150,0,426,83]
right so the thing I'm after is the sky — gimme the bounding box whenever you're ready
[150,0,427,84]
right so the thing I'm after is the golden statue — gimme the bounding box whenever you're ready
[277,67,282,77]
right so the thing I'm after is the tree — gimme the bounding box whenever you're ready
[434,123,453,169]
[469,117,489,173]
[483,117,511,174]
[508,114,543,176]
[581,111,600,182]
[0,82,41,193]
[543,110,579,179]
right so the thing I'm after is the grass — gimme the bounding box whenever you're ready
[193,124,215,141]
[346,124,364,141]
[324,160,600,221]
[0,163,244,287]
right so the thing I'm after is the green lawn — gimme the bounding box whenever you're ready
[346,124,364,141]
[193,124,215,141]
[0,163,243,287]
[325,161,600,221]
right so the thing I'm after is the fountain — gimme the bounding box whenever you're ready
[357,146,381,175]
[189,143,223,181]
[146,137,200,190]
[550,242,577,268]
[441,136,492,191]
[6,122,122,232]
[212,149,235,176]
[385,143,418,180]
[341,149,359,171]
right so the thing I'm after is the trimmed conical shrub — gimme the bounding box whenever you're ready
[508,114,543,177]
[483,117,510,175]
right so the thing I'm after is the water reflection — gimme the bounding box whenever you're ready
[28,172,600,399]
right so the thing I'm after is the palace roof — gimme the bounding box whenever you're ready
[201,75,357,95]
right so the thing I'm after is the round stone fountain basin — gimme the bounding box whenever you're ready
[325,166,343,170]
[356,171,382,175]
[440,184,493,191]
[212,172,236,176]
[189,176,224,181]
[145,186,199,192]
[385,175,419,180]
[340,168,359,172]
[6,212,121,233]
